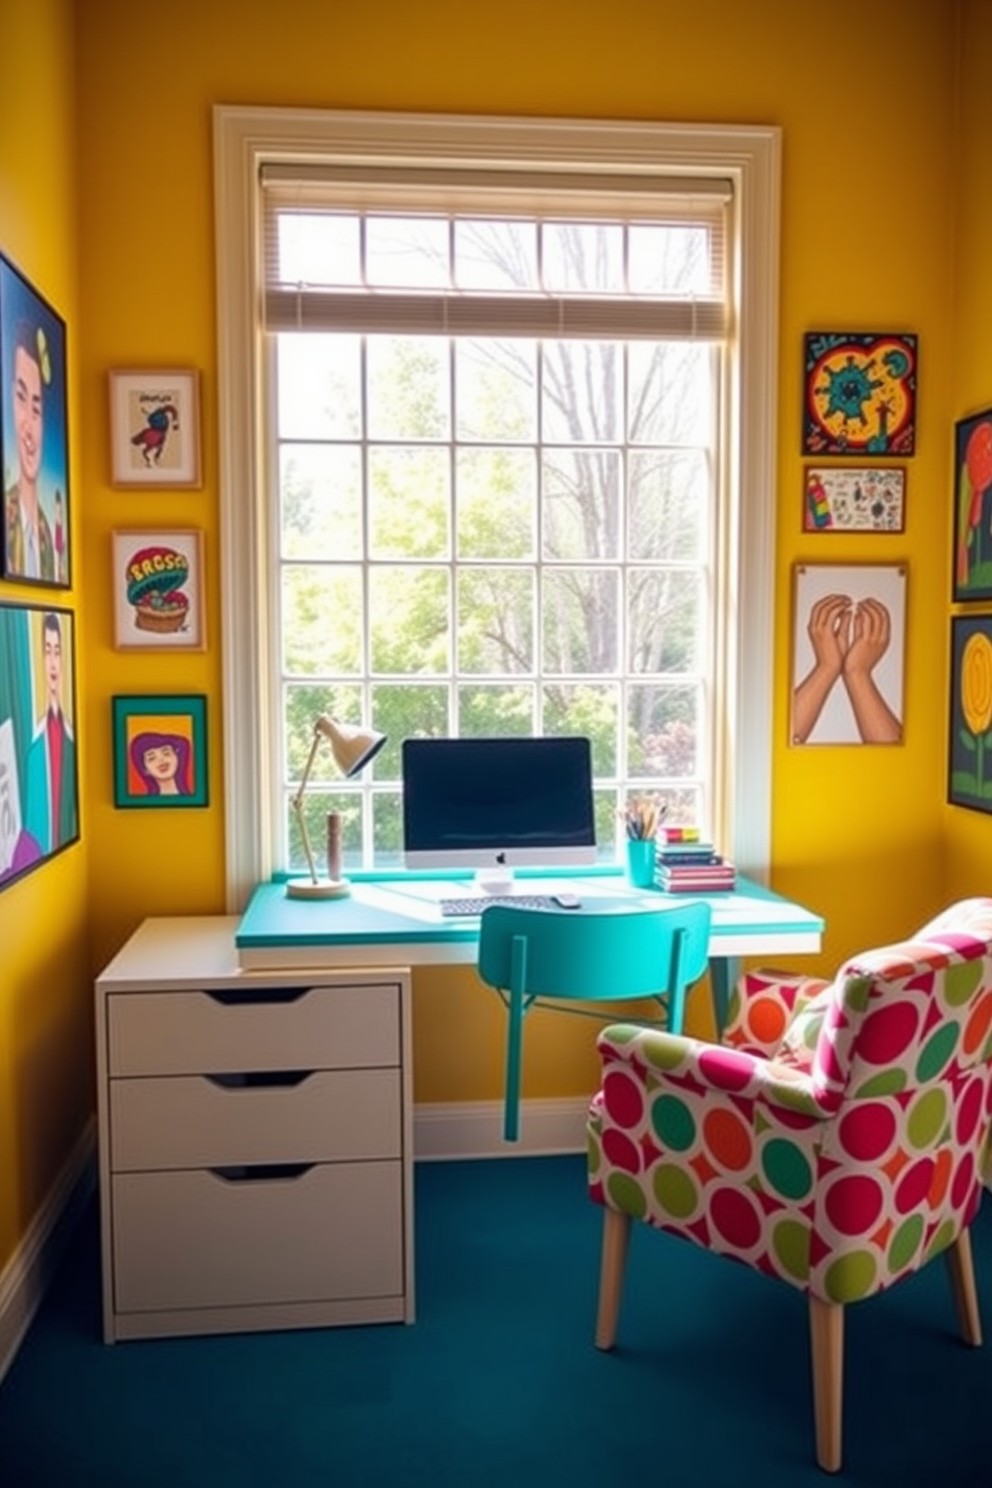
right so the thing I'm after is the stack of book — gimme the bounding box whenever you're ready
[654,828,737,892]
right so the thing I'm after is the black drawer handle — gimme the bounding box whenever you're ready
[205,1071,313,1090]
[205,986,312,1006]
[210,1163,314,1183]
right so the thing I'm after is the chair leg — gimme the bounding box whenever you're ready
[946,1228,983,1347]
[503,984,524,1142]
[595,1207,631,1350]
[808,1295,844,1474]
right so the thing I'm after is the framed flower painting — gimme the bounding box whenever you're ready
[948,615,992,814]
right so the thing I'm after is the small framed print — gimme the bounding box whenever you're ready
[952,406,992,601]
[802,332,917,457]
[108,368,201,488]
[1,253,71,586]
[790,562,906,746]
[803,466,906,533]
[112,529,205,650]
[112,693,208,808]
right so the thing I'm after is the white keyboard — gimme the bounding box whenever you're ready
[438,893,560,918]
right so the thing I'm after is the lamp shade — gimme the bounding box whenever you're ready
[313,716,387,777]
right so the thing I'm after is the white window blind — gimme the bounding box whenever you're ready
[260,163,730,340]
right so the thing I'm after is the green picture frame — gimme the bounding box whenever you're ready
[112,693,208,808]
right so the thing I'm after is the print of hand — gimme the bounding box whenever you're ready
[792,594,854,743]
[792,593,902,744]
[839,597,902,743]
[806,593,852,680]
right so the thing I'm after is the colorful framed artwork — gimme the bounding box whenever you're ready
[112,693,208,808]
[803,466,906,533]
[790,562,906,746]
[948,615,992,814]
[108,368,201,488]
[802,332,917,457]
[111,529,205,650]
[0,601,79,892]
[952,406,992,601]
[0,253,71,587]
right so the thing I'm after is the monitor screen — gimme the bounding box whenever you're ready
[401,736,597,872]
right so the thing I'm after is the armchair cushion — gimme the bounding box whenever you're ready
[724,969,830,1060]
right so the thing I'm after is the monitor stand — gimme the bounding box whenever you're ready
[474,865,515,894]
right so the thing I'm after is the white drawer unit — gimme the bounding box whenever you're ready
[94,917,414,1342]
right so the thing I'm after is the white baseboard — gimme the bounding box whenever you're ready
[413,1096,589,1160]
[0,1117,96,1386]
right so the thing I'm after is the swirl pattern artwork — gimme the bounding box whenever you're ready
[802,332,917,457]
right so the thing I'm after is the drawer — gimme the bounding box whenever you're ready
[112,1162,404,1314]
[110,1067,401,1170]
[107,981,399,1076]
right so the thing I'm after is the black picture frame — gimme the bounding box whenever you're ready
[0,600,80,891]
[0,252,71,588]
[802,331,917,458]
[948,614,992,814]
[951,406,992,602]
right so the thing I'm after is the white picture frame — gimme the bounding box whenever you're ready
[790,562,906,746]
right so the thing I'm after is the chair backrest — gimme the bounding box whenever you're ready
[777,897,992,1290]
[476,898,712,1007]
[791,897,992,1112]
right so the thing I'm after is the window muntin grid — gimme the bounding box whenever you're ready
[275,310,718,874]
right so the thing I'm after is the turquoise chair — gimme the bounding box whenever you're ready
[476,898,712,1141]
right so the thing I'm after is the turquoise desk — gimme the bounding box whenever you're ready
[236,872,824,1035]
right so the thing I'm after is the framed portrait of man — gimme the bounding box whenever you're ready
[0,601,80,892]
[0,253,71,588]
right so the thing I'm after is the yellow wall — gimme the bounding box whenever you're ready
[73,0,960,1092]
[4,0,991,1272]
[947,0,992,893]
[0,0,91,1271]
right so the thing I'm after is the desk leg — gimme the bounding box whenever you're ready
[709,956,740,1039]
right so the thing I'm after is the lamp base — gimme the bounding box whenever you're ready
[284,876,352,900]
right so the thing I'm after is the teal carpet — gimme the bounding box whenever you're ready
[1,1156,990,1487]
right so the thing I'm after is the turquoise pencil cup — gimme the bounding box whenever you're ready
[626,838,657,888]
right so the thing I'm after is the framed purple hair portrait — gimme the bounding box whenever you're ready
[112,693,208,808]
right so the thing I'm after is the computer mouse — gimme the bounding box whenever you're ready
[552,893,581,909]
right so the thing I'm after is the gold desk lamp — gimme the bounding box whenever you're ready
[286,716,387,899]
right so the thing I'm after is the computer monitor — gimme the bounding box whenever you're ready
[401,735,597,881]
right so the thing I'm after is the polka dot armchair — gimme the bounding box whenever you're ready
[587,897,992,1473]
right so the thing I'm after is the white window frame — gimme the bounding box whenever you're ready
[213,105,781,912]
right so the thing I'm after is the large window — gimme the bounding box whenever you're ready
[214,109,781,908]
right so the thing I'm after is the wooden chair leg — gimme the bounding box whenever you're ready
[946,1228,983,1347]
[595,1207,631,1350]
[809,1295,844,1474]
